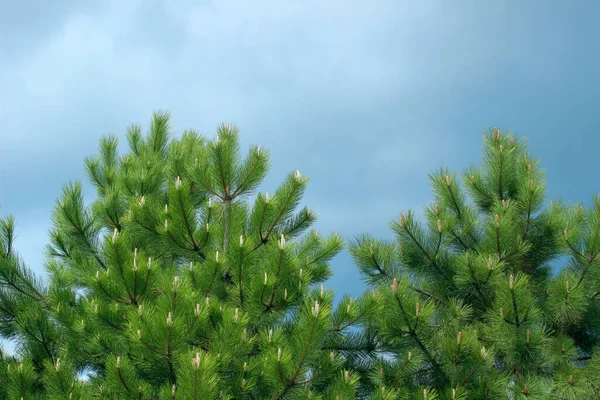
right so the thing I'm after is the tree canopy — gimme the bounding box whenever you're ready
[1,116,600,399]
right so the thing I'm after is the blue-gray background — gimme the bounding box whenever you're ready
[1,0,599,352]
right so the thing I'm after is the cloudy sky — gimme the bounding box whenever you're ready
[1,0,600,344]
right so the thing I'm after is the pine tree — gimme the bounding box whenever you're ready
[350,128,600,399]
[0,111,377,399]
[4,119,600,399]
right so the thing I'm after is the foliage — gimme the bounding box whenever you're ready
[2,118,600,399]
[350,128,600,399]
[0,112,372,399]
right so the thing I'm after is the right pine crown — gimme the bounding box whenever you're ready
[350,127,600,399]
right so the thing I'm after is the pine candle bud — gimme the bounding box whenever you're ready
[112,228,118,243]
[457,331,462,345]
[55,358,61,372]
[95,270,99,280]
[312,301,320,317]
[257,145,261,154]
[18,363,23,374]
[239,235,244,246]
[165,204,168,213]
[400,213,406,226]
[284,288,288,299]
[435,203,439,214]
[139,196,145,207]
[192,353,201,369]
[194,303,200,317]
[299,268,303,280]
[147,257,152,269]
[501,199,506,209]
[423,388,428,400]
[509,275,515,290]
[494,214,500,228]
[295,170,302,182]
[206,223,210,232]
[264,272,268,285]
[208,198,212,208]
[452,389,456,399]
[369,244,374,255]
[277,348,281,361]
[265,192,270,203]
[116,357,121,368]
[526,329,531,343]
[345,370,350,383]
[330,351,335,363]
[480,347,488,359]
[569,375,574,385]
[173,276,180,292]
[437,219,443,232]
[268,328,274,342]
[172,385,176,396]
[446,175,451,186]
[234,308,239,322]
[167,312,173,327]
[415,303,420,317]
[493,127,500,140]
[391,278,399,294]
[564,229,569,240]
[138,305,143,316]
[320,284,324,297]
[499,308,504,319]
[488,257,493,270]
[215,251,220,263]
[164,219,168,231]
[499,144,504,154]
[279,234,286,249]
[175,176,182,190]
[189,261,194,271]
[470,173,475,184]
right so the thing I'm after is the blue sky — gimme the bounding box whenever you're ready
[1,1,600,351]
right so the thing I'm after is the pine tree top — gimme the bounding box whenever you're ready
[0,112,371,399]
[350,127,600,398]
[2,119,600,399]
